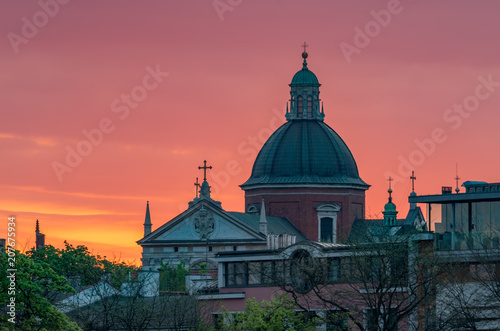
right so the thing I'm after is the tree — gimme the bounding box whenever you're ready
[220,294,319,331]
[159,261,190,292]
[65,273,205,331]
[0,251,81,330]
[27,242,136,288]
[279,231,439,330]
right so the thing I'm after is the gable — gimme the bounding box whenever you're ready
[143,203,264,243]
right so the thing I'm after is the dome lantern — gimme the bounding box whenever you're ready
[286,45,324,121]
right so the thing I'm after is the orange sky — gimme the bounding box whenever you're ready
[2,1,500,264]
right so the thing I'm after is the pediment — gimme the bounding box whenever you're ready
[141,202,264,243]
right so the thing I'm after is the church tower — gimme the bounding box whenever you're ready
[35,219,45,250]
[383,181,398,227]
[241,47,369,243]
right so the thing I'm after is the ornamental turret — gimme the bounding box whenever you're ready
[383,178,398,227]
[286,45,324,121]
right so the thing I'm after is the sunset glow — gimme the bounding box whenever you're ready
[2,1,500,264]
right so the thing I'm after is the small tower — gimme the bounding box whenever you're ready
[383,178,398,227]
[285,43,324,121]
[259,199,268,235]
[144,201,152,236]
[35,220,45,250]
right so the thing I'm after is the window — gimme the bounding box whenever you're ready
[298,96,303,117]
[174,246,179,252]
[226,261,279,287]
[248,262,262,285]
[328,258,340,282]
[275,260,291,284]
[261,261,273,284]
[307,96,312,117]
[226,262,246,286]
[340,257,362,282]
[320,217,334,242]
[290,250,315,293]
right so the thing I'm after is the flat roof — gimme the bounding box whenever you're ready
[409,192,500,204]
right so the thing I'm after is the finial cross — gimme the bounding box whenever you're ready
[301,41,308,53]
[194,177,201,198]
[455,164,460,193]
[387,176,393,190]
[198,160,212,181]
[410,171,416,192]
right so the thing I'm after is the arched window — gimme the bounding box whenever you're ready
[298,96,303,117]
[307,96,312,118]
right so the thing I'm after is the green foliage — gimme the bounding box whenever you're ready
[27,241,137,287]
[0,242,138,330]
[222,294,318,331]
[198,262,207,275]
[160,261,190,292]
[0,251,81,330]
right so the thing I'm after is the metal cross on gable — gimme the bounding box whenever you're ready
[198,160,212,181]
[410,171,416,192]
[194,177,201,198]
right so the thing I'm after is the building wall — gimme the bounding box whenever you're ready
[141,242,268,272]
[244,187,366,242]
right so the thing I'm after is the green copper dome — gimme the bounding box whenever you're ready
[241,120,368,188]
[241,49,368,190]
[290,57,320,86]
[384,201,397,212]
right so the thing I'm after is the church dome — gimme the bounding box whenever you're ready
[241,120,368,188]
[290,68,320,86]
[384,201,397,212]
[290,52,320,86]
[241,48,368,190]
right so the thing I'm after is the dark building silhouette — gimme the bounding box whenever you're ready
[35,219,45,250]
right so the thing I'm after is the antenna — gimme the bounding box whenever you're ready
[454,164,460,193]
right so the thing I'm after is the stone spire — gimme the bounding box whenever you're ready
[144,201,152,236]
[259,199,267,235]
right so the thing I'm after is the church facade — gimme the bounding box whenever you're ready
[135,48,500,330]
[137,50,370,273]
